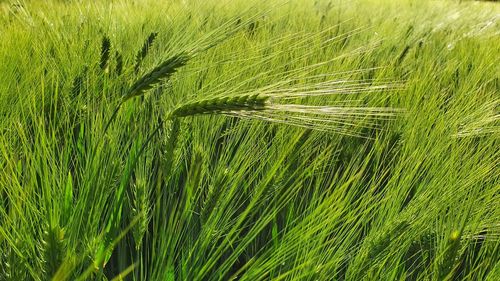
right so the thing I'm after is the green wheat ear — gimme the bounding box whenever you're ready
[40,225,66,279]
[169,93,268,118]
[115,50,123,76]
[99,35,111,71]
[101,52,190,135]
[131,175,149,250]
[134,31,158,73]
[124,52,190,102]
[348,219,410,279]
[366,219,410,260]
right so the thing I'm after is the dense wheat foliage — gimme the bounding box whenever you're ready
[0,0,499,280]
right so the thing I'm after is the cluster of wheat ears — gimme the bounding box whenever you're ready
[110,31,400,136]
[1,0,498,280]
[88,16,402,278]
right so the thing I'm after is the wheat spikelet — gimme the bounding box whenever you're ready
[2,243,28,280]
[70,67,87,98]
[115,51,123,76]
[131,176,149,250]
[99,36,111,71]
[134,32,158,73]
[347,219,410,279]
[366,219,410,261]
[167,86,400,137]
[124,53,189,102]
[169,93,268,118]
[40,225,66,279]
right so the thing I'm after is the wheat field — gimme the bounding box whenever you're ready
[0,0,499,280]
